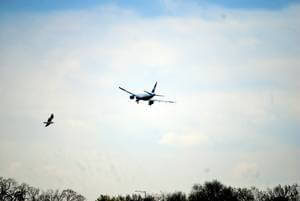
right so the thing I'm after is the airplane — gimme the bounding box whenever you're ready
[43,113,54,127]
[119,82,175,106]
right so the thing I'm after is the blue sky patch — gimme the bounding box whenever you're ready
[0,0,298,15]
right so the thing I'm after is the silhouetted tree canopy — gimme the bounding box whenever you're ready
[1,176,299,201]
[234,187,254,201]
[164,191,187,201]
[0,176,86,201]
[266,184,299,201]
[188,180,238,201]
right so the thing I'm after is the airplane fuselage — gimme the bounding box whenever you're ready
[135,93,154,101]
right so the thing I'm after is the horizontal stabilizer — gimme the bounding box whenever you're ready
[144,91,153,95]
[152,99,175,103]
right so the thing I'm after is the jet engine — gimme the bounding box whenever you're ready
[130,95,135,100]
[148,100,154,106]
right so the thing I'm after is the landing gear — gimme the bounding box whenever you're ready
[136,99,139,104]
[148,100,154,106]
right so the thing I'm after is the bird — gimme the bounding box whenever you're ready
[43,113,54,127]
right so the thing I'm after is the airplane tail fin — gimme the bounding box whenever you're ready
[151,82,157,93]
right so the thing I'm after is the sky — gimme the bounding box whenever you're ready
[0,0,300,200]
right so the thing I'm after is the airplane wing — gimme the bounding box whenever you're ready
[119,87,136,96]
[151,99,175,103]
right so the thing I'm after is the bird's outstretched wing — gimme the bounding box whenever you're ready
[48,114,54,122]
[151,99,175,103]
[119,87,136,96]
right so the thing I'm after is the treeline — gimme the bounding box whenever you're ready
[96,180,299,201]
[1,176,299,201]
[0,177,85,201]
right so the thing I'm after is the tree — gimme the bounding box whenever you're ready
[189,180,238,201]
[13,183,29,201]
[130,194,143,201]
[61,189,86,201]
[265,184,299,201]
[234,187,254,201]
[165,191,187,201]
[0,177,17,201]
[27,186,40,201]
[143,195,156,201]
[96,195,113,201]
[0,176,86,201]
[251,187,269,201]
